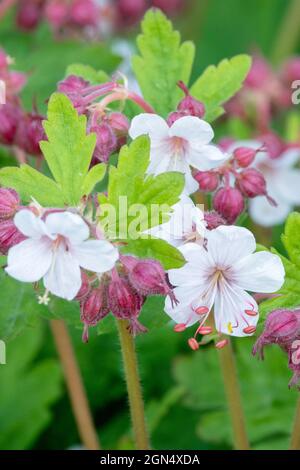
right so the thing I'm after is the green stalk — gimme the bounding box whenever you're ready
[290,398,300,449]
[272,0,300,63]
[117,319,150,450]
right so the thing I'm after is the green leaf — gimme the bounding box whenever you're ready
[0,323,63,449]
[99,136,185,240]
[0,93,104,207]
[132,9,195,116]
[190,55,252,122]
[259,213,300,319]
[66,63,109,84]
[121,238,185,270]
[0,270,49,342]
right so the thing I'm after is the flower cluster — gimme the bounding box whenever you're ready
[0,48,45,160]
[225,54,300,132]
[253,309,300,389]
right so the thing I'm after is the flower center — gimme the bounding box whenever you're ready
[170,136,188,156]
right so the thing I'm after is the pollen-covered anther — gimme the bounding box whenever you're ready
[215,339,229,349]
[243,325,257,334]
[245,308,258,316]
[196,326,213,335]
[174,323,186,333]
[188,338,199,351]
[194,306,209,315]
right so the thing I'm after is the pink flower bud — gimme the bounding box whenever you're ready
[194,171,219,192]
[167,110,187,126]
[16,0,42,31]
[233,147,257,168]
[177,81,205,118]
[45,0,69,29]
[90,122,117,163]
[204,211,226,230]
[106,112,129,148]
[245,55,272,88]
[281,57,300,85]
[75,271,91,301]
[0,188,20,220]
[260,132,285,159]
[0,104,22,145]
[70,0,99,27]
[0,219,26,254]
[58,75,90,113]
[80,286,110,327]
[108,270,144,320]
[213,187,244,224]
[218,137,235,152]
[125,257,172,298]
[15,112,46,156]
[253,309,300,360]
[236,168,267,198]
[118,0,147,25]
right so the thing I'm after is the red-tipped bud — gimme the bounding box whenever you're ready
[194,171,219,192]
[236,168,267,198]
[80,286,109,326]
[70,0,99,27]
[0,104,22,145]
[177,81,205,118]
[75,271,91,301]
[215,339,229,349]
[45,0,69,29]
[167,110,186,126]
[90,123,117,163]
[15,112,45,156]
[233,147,257,168]
[16,0,42,31]
[213,187,244,224]
[108,271,144,320]
[204,211,226,230]
[106,112,129,148]
[253,309,300,360]
[174,323,186,332]
[0,219,26,254]
[0,188,20,220]
[188,338,199,351]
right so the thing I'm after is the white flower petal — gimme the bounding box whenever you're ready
[129,113,169,140]
[43,244,81,300]
[271,148,300,169]
[249,196,290,227]
[272,169,300,205]
[206,225,256,267]
[5,238,52,282]
[187,143,226,171]
[232,251,285,293]
[214,282,259,337]
[170,116,214,144]
[164,285,203,327]
[45,212,89,244]
[14,210,48,239]
[73,240,119,273]
[147,144,173,175]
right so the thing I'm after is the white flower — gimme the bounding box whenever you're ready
[165,225,285,337]
[232,140,300,227]
[129,113,226,194]
[148,194,206,247]
[5,210,119,301]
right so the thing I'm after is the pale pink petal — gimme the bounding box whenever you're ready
[232,251,285,293]
[129,113,169,140]
[73,240,118,273]
[206,226,256,267]
[214,282,259,337]
[5,238,52,282]
[43,245,81,300]
[272,169,300,205]
[249,196,290,227]
[271,148,300,169]
[45,212,89,244]
[170,116,214,144]
[14,210,49,239]
[187,143,226,171]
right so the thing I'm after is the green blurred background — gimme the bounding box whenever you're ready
[0,0,299,450]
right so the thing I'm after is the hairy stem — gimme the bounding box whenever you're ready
[290,398,300,449]
[117,319,149,450]
[50,320,100,450]
[217,339,250,450]
[272,0,300,63]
